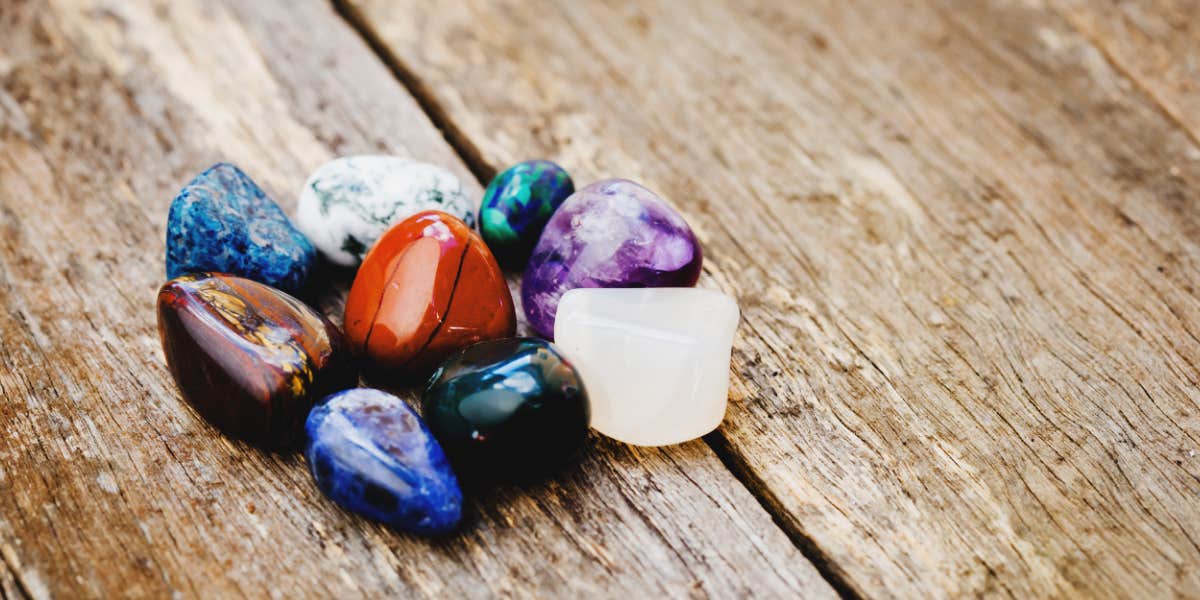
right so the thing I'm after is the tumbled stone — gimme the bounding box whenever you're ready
[295,156,476,267]
[166,163,315,293]
[157,273,353,447]
[479,160,574,269]
[521,179,702,338]
[306,389,462,535]
[423,338,590,482]
[554,287,739,446]
[344,210,515,379]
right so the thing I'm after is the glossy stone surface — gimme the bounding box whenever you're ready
[554,288,739,446]
[296,156,476,267]
[344,211,516,379]
[305,389,462,535]
[521,178,702,338]
[166,163,315,293]
[479,160,574,269]
[157,273,353,447]
[423,338,589,482]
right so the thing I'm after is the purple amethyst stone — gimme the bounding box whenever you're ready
[521,178,702,338]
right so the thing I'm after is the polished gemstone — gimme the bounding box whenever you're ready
[521,179,702,338]
[296,156,476,267]
[423,338,589,482]
[166,163,315,293]
[479,160,574,269]
[306,389,462,535]
[554,288,739,446]
[157,273,353,447]
[344,210,516,379]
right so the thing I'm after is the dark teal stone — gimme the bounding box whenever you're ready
[422,338,590,482]
[478,160,574,269]
[305,389,463,535]
[166,163,315,293]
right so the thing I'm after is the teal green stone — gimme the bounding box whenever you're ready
[422,338,590,482]
[478,160,574,269]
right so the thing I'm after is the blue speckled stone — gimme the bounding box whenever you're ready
[305,389,462,535]
[166,163,315,293]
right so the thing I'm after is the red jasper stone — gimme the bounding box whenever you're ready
[344,210,516,379]
[157,273,354,447]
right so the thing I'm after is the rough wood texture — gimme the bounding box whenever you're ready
[346,0,1200,597]
[1051,0,1200,145]
[0,0,835,597]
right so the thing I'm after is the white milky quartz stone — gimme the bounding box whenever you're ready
[554,287,740,446]
[295,155,476,267]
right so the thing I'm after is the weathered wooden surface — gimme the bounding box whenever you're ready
[345,0,1200,597]
[0,0,835,597]
[1052,0,1200,144]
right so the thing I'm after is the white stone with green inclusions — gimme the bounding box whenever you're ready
[295,156,476,267]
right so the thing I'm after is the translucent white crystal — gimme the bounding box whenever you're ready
[553,287,740,446]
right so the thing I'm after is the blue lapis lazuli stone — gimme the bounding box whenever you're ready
[166,163,315,293]
[305,389,463,535]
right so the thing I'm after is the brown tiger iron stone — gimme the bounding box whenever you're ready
[157,273,354,447]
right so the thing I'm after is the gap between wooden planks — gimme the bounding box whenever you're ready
[0,0,837,597]
[342,0,1200,597]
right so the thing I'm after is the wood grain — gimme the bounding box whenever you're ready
[345,0,1200,596]
[1050,0,1200,145]
[0,0,835,597]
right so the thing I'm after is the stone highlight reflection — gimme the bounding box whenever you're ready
[521,179,702,338]
[479,160,574,269]
[157,273,353,447]
[306,389,463,535]
[423,338,590,482]
[343,211,516,380]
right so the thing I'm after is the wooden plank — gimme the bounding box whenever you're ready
[344,0,1200,596]
[0,0,835,597]
[1050,0,1200,145]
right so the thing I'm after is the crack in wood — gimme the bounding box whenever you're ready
[0,0,833,595]
[331,0,497,185]
[703,431,862,600]
[332,0,1200,595]
[0,546,36,600]
[327,3,855,596]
